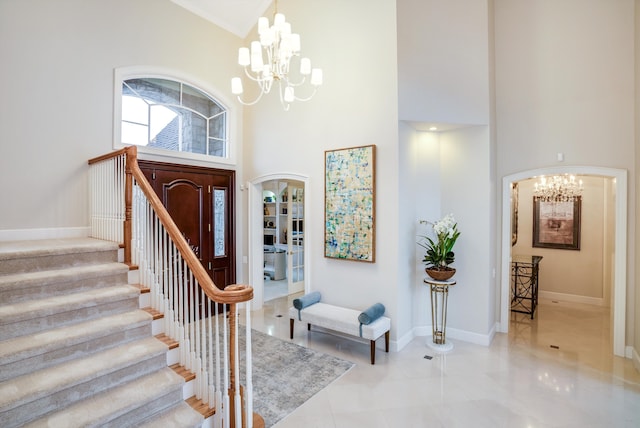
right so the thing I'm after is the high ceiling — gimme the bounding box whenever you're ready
[171,0,272,38]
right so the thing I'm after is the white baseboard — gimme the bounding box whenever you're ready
[496,321,508,333]
[446,324,495,346]
[539,290,605,306]
[395,328,421,352]
[411,323,496,347]
[632,347,640,370]
[627,345,636,361]
[0,227,90,241]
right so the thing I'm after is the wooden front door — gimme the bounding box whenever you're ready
[138,161,236,290]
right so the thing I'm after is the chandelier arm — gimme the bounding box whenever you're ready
[243,67,264,83]
[293,86,318,102]
[284,75,307,87]
[265,47,276,77]
[242,67,274,95]
[236,89,266,106]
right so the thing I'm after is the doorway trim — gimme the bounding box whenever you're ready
[248,173,310,310]
[499,166,627,357]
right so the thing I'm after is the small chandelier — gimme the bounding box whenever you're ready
[230,1,323,111]
[533,174,583,202]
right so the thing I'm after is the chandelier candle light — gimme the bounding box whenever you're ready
[533,174,583,202]
[231,3,323,110]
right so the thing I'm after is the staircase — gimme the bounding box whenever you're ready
[0,238,203,427]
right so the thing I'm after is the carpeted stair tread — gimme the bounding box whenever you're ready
[0,284,139,324]
[0,336,168,425]
[0,238,119,274]
[22,369,191,428]
[0,310,152,381]
[0,262,129,303]
[137,401,204,428]
[0,238,119,261]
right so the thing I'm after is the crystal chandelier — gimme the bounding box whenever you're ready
[230,1,323,111]
[533,174,583,202]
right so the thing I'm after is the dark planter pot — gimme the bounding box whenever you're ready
[425,267,456,281]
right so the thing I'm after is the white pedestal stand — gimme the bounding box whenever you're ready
[424,278,456,353]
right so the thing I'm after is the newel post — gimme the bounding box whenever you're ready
[123,146,136,266]
[228,302,248,428]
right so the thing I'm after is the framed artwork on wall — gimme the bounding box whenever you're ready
[324,145,376,262]
[532,198,581,250]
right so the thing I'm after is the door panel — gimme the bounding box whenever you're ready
[287,183,305,295]
[138,161,235,291]
[162,178,205,261]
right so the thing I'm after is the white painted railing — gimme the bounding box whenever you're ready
[88,147,257,428]
[88,151,125,243]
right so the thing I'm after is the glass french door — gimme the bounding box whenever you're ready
[287,184,305,294]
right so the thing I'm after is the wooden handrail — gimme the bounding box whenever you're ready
[87,147,129,165]
[88,147,253,305]
[89,147,261,428]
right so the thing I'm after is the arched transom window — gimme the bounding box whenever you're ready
[120,77,228,159]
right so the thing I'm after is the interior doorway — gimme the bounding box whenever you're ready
[500,166,627,357]
[249,173,310,310]
[261,179,305,301]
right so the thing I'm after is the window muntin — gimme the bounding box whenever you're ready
[121,77,228,158]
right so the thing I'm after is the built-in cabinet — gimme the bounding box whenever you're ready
[263,186,304,248]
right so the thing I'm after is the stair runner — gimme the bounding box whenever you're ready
[0,238,203,427]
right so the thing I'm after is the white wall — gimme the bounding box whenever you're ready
[402,125,493,343]
[245,0,495,347]
[494,0,636,343]
[440,126,493,338]
[402,125,441,337]
[495,0,635,175]
[0,0,243,237]
[397,0,496,344]
[240,0,406,340]
[397,0,491,125]
[634,0,640,370]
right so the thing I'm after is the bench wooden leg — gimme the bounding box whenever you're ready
[369,331,390,365]
[289,318,294,339]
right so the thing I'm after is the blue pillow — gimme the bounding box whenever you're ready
[293,291,321,310]
[358,303,385,325]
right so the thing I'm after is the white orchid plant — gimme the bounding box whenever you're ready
[418,214,461,269]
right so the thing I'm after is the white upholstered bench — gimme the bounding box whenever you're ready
[289,301,391,364]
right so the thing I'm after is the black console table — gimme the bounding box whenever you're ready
[510,255,542,319]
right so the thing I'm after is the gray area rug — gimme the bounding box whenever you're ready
[241,329,354,427]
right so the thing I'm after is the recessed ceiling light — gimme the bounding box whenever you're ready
[429,126,438,131]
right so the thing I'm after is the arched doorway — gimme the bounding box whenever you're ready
[248,173,310,310]
[499,166,627,357]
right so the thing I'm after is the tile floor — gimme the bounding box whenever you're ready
[263,278,288,302]
[247,295,640,427]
